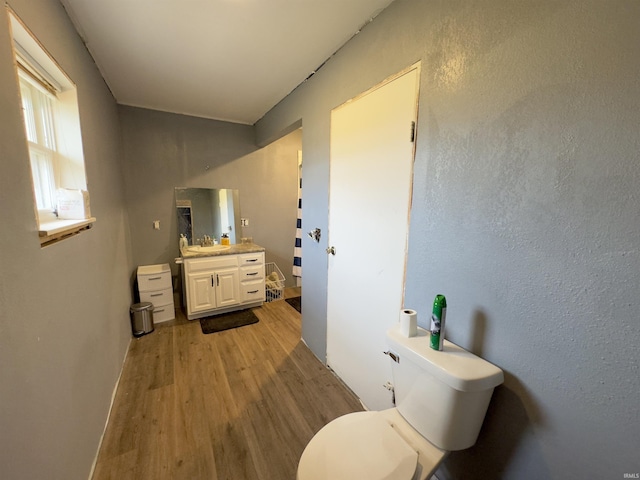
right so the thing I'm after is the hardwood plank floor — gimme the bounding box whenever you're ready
[92,288,363,480]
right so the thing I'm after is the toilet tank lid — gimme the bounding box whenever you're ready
[386,326,504,392]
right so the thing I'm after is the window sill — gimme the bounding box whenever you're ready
[38,217,96,246]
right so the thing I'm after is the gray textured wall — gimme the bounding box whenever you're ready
[119,106,301,289]
[0,1,133,479]
[256,0,640,478]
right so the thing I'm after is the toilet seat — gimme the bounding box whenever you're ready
[297,411,418,480]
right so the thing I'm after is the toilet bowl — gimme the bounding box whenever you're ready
[297,325,504,480]
[297,409,447,480]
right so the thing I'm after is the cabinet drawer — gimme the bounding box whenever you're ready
[186,256,238,273]
[138,272,172,292]
[238,252,264,267]
[140,287,173,307]
[152,304,175,323]
[239,265,264,281]
[241,280,265,303]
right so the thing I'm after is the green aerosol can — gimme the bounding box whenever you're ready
[430,294,447,351]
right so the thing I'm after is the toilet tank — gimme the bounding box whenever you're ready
[386,326,504,451]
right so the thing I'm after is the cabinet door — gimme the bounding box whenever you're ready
[215,268,240,308]
[187,272,216,314]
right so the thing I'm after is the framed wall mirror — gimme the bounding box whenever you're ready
[175,187,241,245]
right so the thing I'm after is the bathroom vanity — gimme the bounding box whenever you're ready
[180,243,266,320]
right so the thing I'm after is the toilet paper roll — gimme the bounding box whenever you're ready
[400,309,418,337]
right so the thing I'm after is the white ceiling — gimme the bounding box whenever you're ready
[60,0,395,125]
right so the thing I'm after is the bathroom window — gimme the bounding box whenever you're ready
[18,71,58,211]
[9,10,94,246]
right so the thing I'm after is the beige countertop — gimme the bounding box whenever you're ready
[180,242,265,259]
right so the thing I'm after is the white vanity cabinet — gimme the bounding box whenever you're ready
[183,251,265,320]
[137,263,175,323]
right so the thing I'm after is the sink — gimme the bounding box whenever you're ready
[186,244,231,253]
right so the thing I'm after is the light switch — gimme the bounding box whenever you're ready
[241,218,249,227]
[153,220,160,230]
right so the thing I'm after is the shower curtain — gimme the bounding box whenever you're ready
[292,152,302,287]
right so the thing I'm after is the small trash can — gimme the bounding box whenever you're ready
[130,302,154,337]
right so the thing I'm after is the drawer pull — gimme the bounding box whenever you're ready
[150,293,163,297]
[248,290,259,294]
[155,308,165,313]
[245,259,258,263]
[246,272,258,276]
[148,276,162,280]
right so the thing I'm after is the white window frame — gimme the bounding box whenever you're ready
[18,70,58,213]
[9,9,95,246]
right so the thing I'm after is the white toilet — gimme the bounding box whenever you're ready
[297,325,504,480]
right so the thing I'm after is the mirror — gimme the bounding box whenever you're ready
[175,187,241,245]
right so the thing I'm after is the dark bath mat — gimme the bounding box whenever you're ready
[200,309,259,334]
[285,296,301,313]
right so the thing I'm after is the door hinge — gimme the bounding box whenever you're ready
[410,121,416,143]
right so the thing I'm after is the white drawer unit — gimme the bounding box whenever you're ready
[239,252,265,303]
[137,263,175,323]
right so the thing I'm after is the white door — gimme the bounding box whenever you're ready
[327,66,420,411]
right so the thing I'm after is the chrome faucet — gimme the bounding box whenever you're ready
[202,235,214,247]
